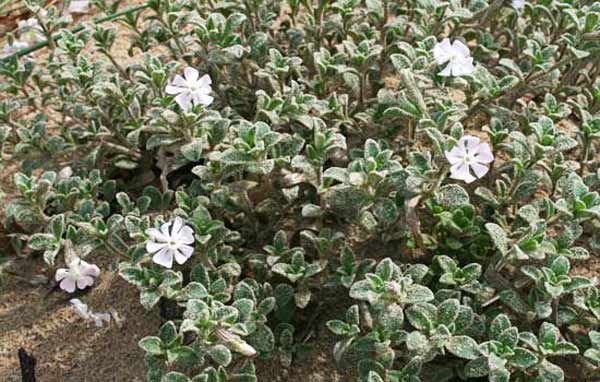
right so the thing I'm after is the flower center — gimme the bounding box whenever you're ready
[71,266,81,279]
[449,52,460,62]
[463,153,475,163]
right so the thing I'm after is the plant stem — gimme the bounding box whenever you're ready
[0,5,149,64]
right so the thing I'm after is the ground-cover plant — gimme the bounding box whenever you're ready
[1,0,600,381]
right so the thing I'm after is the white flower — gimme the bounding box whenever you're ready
[68,0,91,13]
[433,38,475,77]
[512,0,525,10]
[55,258,100,293]
[445,135,494,184]
[18,18,43,32]
[58,166,74,179]
[17,15,46,44]
[165,67,214,112]
[70,299,112,327]
[3,41,28,57]
[146,217,195,268]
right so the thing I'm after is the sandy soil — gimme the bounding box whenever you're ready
[0,253,354,382]
[0,255,162,381]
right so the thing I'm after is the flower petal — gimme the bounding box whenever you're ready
[452,57,475,76]
[160,222,172,239]
[146,241,167,254]
[198,74,212,87]
[451,40,470,58]
[184,67,199,83]
[445,146,465,165]
[174,245,194,265]
[153,247,174,268]
[69,258,83,271]
[175,92,192,111]
[165,85,184,95]
[460,135,481,154]
[171,216,183,237]
[178,226,195,244]
[194,94,214,106]
[475,144,494,164]
[450,162,476,183]
[60,277,77,293]
[77,276,95,289]
[147,228,169,242]
[439,63,453,77]
[55,268,69,281]
[172,75,187,87]
[470,162,489,178]
[81,262,100,277]
[433,38,452,65]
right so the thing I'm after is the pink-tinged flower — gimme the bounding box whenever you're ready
[146,217,195,268]
[433,38,475,77]
[55,259,100,293]
[165,67,213,112]
[445,135,494,184]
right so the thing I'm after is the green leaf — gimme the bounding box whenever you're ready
[28,233,56,250]
[405,284,434,304]
[589,331,600,348]
[406,330,429,352]
[209,344,232,366]
[539,322,559,347]
[139,336,163,355]
[550,256,570,275]
[509,348,538,369]
[247,323,275,353]
[499,327,519,348]
[257,297,276,316]
[464,357,489,378]
[406,303,436,331]
[162,372,191,382]
[437,299,459,326]
[486,223,509,256]
[585,347,600,365]
[436,184,470,208]
[489,368,510,382]
[537,359,564,382]
[367,371,384,382]
[178,282,209,300]
[158,321,178,344]
[490,314,512,340]
[499,58,523,78]
[349,280,378,303]
[436,255,458,274]
[233,298,255,321]
[551,342,579,356]
[181,139,204,162]
[327,320,349,336]
[446,335,480,360]
[499,289,529,315]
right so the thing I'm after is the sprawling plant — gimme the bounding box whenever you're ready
[1,0,600,381]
